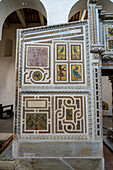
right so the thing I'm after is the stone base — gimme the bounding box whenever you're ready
[11,140,104,169]
[0,158,104,170]
[12,140,103,158]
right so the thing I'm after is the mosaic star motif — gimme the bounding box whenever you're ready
[32,71,42,81]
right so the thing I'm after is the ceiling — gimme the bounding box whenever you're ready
[4,8,47,27]
[3,8,88,28]
[69,11,88,22]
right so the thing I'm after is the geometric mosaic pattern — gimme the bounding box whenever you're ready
[14,24,92,141]
[55,96,87,134]
[54,42,85,84]
[23,44,51,85]
[21,94,87,135]
[22,96,52,134]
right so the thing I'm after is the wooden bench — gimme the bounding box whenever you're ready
[0,104,13,119]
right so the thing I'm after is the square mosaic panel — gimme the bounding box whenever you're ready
[71,45,81,60]
[27,47,48,67]
[56,64,68,82]
[70,64,83,82]
[108,28,113,36]
[104,25,113,51]
[57,44,66,61]
[108,40,113,49]
[54,95,87,134]
[26,113,47,130]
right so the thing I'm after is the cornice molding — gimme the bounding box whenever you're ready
[90,44,105,53]
[102,52,113,61]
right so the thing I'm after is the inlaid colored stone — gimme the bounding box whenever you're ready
[26,113,47,130]
[71,65,82,81]
[57,44,66,60]
[57,64,67,81]
[32,71,42,81]
[71,45,81,60]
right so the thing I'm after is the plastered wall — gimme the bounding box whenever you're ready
[0,26,16,106]
[102,76,112,116]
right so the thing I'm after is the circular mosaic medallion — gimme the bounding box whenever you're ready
[67,99,71,104]
[32,71,42,81]
[67,125,72,130]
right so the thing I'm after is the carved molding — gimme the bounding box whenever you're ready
[90,44,105,53]
[102,52,113,61]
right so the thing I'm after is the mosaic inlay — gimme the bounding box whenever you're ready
[71,45,81,60]
[104,25,113,51]
[32,71,42,81]
[54,41,85,84]
[55,96,87,133]
[22,94,87,135]
[28,47,48,67]
[108,40,113,49]
[108,28,113,36]
[26,113,47,130]
[22,96,51,134]
[57,64,67,81]
[57,44,66,60]
[71,65,82,81]
[23,44,51,85]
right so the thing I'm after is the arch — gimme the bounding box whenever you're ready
[68,0,87,21]
[0,0,47,40]
[69,10,88,22]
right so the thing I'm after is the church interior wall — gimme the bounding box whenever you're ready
[0,23,43,106]
[102,76,112,116]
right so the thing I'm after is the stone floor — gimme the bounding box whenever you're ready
[103,116,112,135]
[103,143,113,170]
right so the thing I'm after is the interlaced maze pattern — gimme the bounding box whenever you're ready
[21,94,87,135]
[55,96,87,134]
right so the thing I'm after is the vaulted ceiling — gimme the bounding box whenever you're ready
[3,8,88,29]
[3,8,47,28]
